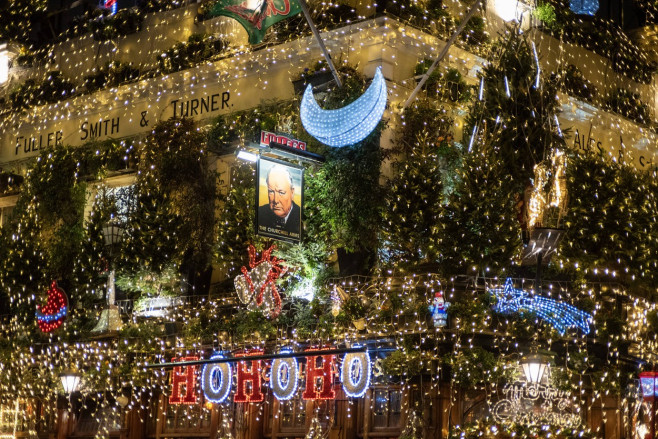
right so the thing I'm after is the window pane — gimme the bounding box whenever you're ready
[373,390,387,428]
[281,398,305,429]
[389,390,401,427]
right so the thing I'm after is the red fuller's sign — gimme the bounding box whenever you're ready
[260,131,307,151]
[169,348,371,404]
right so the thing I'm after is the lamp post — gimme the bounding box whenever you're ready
[60,370,81,395]
[58,370,81,438]
[640,372,656,439]
[0,42,9,85]
[521,352,548,385]
[92,219,124,333]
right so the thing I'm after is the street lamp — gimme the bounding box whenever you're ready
[521,353,548,385]
[59,370,81,394]
[0,43,9,85]
[92,218,124,333]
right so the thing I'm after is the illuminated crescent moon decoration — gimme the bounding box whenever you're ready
[300,66,387,147]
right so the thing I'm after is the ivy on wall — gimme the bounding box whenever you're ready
[0,140,132,336]
[556,152,658,293]
[121,118,215,292]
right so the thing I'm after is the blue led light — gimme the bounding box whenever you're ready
[341,351,371,398]
[201,353,232,403]
[300,66,387,147]
[569,0,598,15]
[271,354,298,401]
[490,278,592,335]
[36,306,67,322]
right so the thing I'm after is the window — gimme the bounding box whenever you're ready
[0,399,47,436]
[164,402,211,432]
[280,397,306,430]
[372,388,402,429]
[0,205,14,227]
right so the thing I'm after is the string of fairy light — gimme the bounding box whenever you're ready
[0,0,656,435]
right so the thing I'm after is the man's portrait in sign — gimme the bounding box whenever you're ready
[256,157,303,243]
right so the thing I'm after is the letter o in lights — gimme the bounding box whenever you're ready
[201,354,232,403]
[271,357,298,401]
[341,352,370,398]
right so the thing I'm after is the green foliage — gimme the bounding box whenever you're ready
[450,420,597,439]
[540,0,656,83]
[533,2,558,29]
[647,309,658,332]
[0,172,24,196]
[551,64,597,102]
[304,134,383,254]
[214,162,259,279]
[0,142,127,330]
[557,153,658,289]
[233,309,276,341]
[397,98,455,155]
[88,8,144,41]
[464,27,565,186]
[182,309,230,345]
[438,151,522,277]
[458,15,489,47]
[448,293,490,329]
[121,118,215,285]
[118,322,167,353]
[443,347,509,387]
[276,241,333,300]
[116,265,182,297]
[375,0,454,36]
[302,70,384,254]
[9,71,76,110]
[604,88,652,125]
[0,0,47,43]
[593,306,624,341]
[84,61,140,93]
[415,62,472,103]
[381,350,425,377]
[378,151,443,269]
[206,100,297,154]
[157,33,229,73]
[379,101,461,273]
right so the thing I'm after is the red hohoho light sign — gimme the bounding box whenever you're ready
[169,348,370,404]
[260,131,307,151]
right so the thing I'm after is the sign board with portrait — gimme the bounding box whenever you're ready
[256,157,303,243]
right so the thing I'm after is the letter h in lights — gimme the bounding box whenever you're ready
[169,357,199,404]
[235,350,264,403]
[303,351,335,400]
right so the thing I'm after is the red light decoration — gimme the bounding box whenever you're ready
[35,281,68,333]
[234,350,264,403]
[169,356,199,405]
[302,350,336,400]
[236,244,287,318]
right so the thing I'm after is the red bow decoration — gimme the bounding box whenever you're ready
[234,244,287,318]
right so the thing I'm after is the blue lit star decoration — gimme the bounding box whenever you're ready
[490,279,592,335]
[569,0,598,15]
[300,66,387,147]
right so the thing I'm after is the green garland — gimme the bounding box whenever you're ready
[450,420,597,439]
